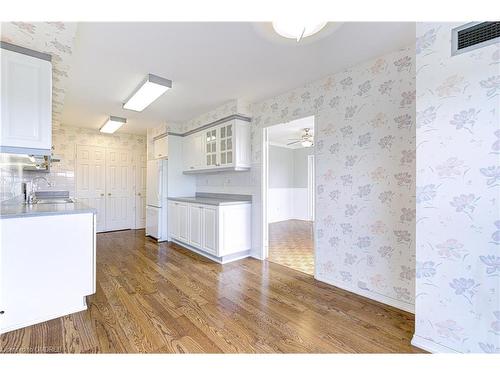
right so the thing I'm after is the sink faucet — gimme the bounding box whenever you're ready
[26,176,53,203]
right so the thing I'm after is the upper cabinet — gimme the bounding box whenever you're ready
[0,44,52,155]
[183,119,251,173]
[153,136,168,159]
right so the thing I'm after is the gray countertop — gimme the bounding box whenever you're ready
[0,198,97,219]
[168,193,252,206]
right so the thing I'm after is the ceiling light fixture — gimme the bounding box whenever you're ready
[272,21,327,42]
[100,116,127,134]
[301,139,313,148]
[123,74,172,112]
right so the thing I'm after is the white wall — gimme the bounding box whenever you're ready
[414,22,500,354]
[267,145,313,223]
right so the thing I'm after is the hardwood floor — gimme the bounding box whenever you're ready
[268,219,314,275]
[0,229,423,353]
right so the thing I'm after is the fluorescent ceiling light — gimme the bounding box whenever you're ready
[100,116,127,134]
[272,21,327,42]
[123,74,172,112]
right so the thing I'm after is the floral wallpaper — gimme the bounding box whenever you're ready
[193,46,417,312]
[0,22,78,128]
[181,99,252,133]
[414,23,500,353]
[0,125,146,201]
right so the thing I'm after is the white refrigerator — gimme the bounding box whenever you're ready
[146,159,168,241]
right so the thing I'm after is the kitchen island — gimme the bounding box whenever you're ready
[0,199,96,334]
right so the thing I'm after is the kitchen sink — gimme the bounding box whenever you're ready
[32,198,76,204]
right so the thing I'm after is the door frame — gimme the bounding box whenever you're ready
[307,154,315,221]
[261,115,316,264]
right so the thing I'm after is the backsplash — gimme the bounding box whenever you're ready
[414,22,500,353]
[0,125,146,202]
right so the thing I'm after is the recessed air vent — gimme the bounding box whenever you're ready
[452,22,500,56]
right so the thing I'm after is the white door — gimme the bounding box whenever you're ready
[307,154,315,221]
[168,201,179,239]
[105,148,131,231]
[189,205,203,248]
[133,153,147,229]
[76,145,106,232]
[0,48,52,152]
[177,202,189,243]
[202,206,217,255]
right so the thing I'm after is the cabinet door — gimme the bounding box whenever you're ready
[204,128,218,168]
[202,206,218,255]
[1,48,52,152]
[154,136,168,159]
[177,202,189,243]
[168,202,179,239]
[189,205,203,248]
[219,121,234,167]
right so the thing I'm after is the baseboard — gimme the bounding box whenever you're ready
[411,335,461,353]
[170,239,251,264]
[314,274,415,314]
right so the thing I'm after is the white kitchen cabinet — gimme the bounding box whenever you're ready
[182,118,251,173]
[0,45,52,154]
[0,213,95,334]
[183,132,205,171]
[177,202,189,243]
[168,199,251,263]
[153,136,168,159]
[188,205,203,248]
[168,201,179,239]
[201,206,218,255]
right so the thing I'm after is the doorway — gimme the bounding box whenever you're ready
[262,116,315,275]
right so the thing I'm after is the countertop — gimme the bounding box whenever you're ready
[168,193,252,206]
[0,198,97,219]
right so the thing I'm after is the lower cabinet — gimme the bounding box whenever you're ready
[168,200,251,261]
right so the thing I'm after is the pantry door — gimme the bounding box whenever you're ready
[132,152,147,229]
[76,145,107,232]
[105,148,132,231]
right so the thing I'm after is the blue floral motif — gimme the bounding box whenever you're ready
[479,255,500,276]
[449,278,479,304]
[416,261,437,278]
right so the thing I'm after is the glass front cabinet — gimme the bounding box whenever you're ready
[184,118,251,173]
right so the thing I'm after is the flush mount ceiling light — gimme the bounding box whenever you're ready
[272,21,327,42]
[123,74,172,112]
[100,116,127,134]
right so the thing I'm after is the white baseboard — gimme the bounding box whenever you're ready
[411,335,461,353]
[315,274,415,314]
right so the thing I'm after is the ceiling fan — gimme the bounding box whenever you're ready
[287,128,314,147]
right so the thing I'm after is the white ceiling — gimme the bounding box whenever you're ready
[61,22,415,134]
[268,116,315,149]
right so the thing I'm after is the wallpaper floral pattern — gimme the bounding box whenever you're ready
[0,22,78,128]
[192,46,417,311]
[414,22,500,353]
[252,46,416,310]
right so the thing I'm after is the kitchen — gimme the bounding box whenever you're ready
[0,18,499,362]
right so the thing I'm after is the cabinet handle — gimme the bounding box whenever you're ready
[100,193,104,197]
[108,193,111,196]
[138,192,141,196]
[0,310,4,314]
